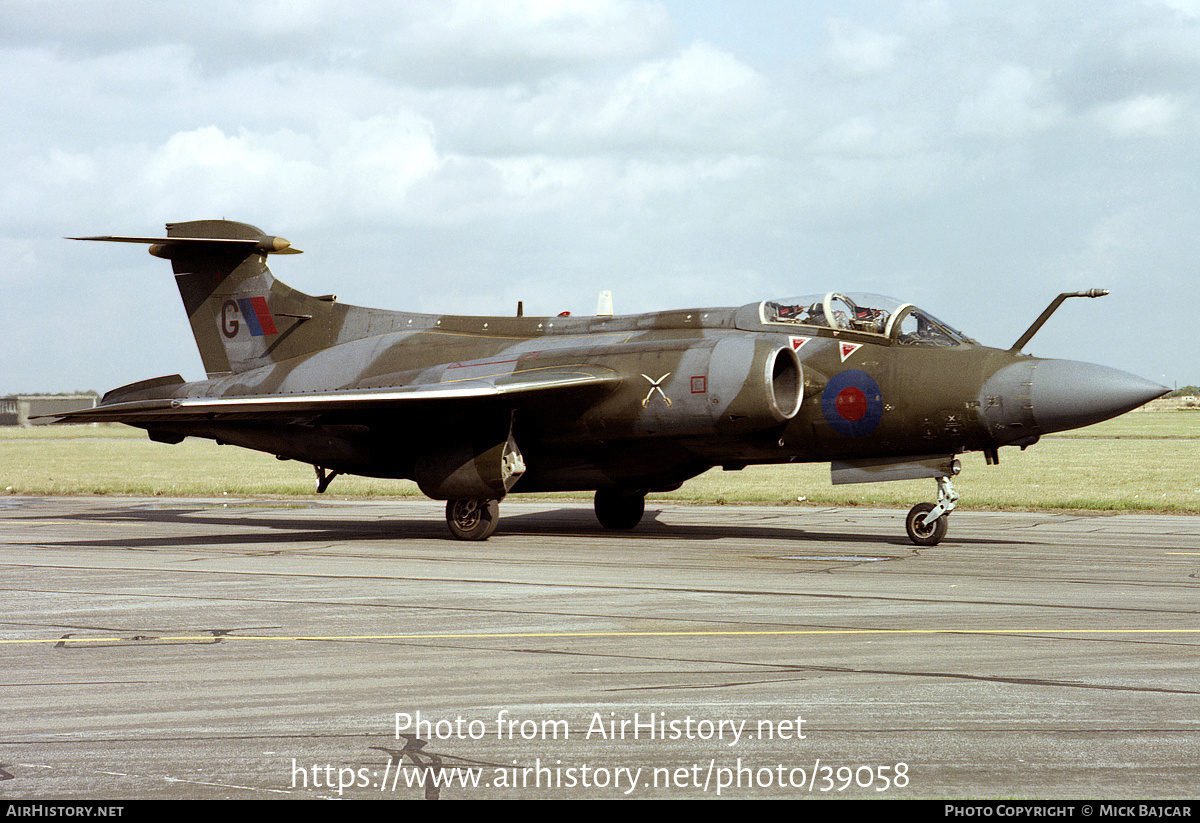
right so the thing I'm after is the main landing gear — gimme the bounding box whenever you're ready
[446,481,956,543]
[594,489,646,530]
[446,499,500,541]
[905,475,959,546]
[443,489,649,540]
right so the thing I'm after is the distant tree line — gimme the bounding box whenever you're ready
[1168,386,1199,397]
[4,391,99,397]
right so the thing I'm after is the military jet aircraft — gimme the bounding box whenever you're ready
[57,220,1168,544]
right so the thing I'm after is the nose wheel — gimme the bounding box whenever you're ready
[905,476,958,546]
[446,498,500,541]
[906,502,948,545]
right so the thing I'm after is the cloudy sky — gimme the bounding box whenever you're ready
[2,0,1196,394]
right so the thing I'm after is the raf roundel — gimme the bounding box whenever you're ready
[821,369,883,437]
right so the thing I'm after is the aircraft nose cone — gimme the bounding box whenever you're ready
[1029,360,1169,434]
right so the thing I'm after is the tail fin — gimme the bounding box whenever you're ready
[76,220,348,376]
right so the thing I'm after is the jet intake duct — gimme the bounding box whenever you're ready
[707,338,803,433]
[613,337,802,438]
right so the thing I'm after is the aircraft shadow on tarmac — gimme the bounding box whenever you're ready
[28,502,1025,549]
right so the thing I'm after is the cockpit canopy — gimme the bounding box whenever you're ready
[761,292,975,347]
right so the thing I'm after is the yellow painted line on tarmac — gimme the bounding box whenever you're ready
[5,628,1200,645]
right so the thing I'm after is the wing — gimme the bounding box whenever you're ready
[47,366,621,425]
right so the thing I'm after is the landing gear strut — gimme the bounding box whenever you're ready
[446,499,500,541]
[594,489,646,530]
[905,475,959,546]
[314,465,339,493]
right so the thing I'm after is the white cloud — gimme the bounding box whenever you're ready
[955,64,1063,136]
[811,116,880,155]
[1093,93,1186,137]
[825,18,904,75]
[433,0,670,61]
[368,0,671,83]
[327,115,442,210]
[410,39,767,154]
[593,41,765,146]
[1152,0,1200,18]
[133,127,320,222]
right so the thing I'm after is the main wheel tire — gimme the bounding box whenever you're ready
[905,502,948,546]
[594,489,645,530]
[446,498,500,541]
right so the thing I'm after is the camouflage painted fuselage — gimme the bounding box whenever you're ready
[66,221,1166,506]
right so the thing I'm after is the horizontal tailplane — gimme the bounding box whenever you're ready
[74,220,347,377]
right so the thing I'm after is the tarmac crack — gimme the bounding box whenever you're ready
[396,642,1200,697]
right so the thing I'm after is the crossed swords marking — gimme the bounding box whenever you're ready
[641,373,672,407]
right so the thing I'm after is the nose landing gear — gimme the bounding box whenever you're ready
[905,475,959,546]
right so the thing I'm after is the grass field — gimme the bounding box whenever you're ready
[2,411,1197,513]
